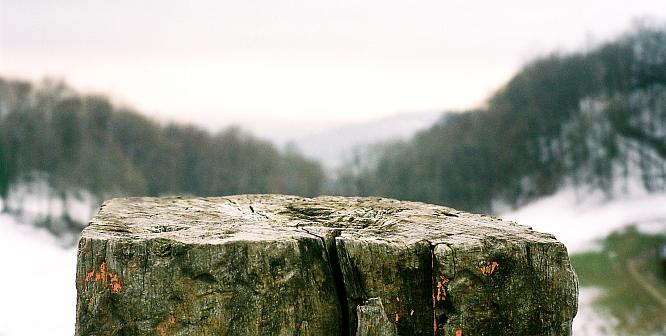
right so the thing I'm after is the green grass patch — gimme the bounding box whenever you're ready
[571,225,666,335]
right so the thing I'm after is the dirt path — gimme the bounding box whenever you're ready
[626,258,666,308]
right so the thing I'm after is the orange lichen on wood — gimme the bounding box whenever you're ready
[84,261,122,293]
[84,271,95,283]
[108,272,122,293]
[95,261,107,284]
[436,276,449,301]
[481,261,500,276]
[490,261,499,274]
[436,281,446,301]
[155,315,176,336]
[156,324,167,336]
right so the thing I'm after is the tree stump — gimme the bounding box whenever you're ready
[75,195,578,335]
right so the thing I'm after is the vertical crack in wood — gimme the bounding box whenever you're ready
[325,230,351,336]
[302,228,350,335]
[430,243,437,336]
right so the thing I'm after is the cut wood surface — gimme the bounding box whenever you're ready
[75,195,578,335]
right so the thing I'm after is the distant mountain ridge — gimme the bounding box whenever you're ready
[292,111,443,168]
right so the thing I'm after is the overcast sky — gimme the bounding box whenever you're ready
[1,1,665,141]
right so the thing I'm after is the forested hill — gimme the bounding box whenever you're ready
[335,24,666,213]
[0,78,324,236]
[3,24,666,241]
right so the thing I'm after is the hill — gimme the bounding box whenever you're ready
[0,79,324,240]
[335,23,666,213]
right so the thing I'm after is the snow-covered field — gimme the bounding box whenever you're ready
[0,213,77,336]
[574,287,619,336]
[0,179,95,336]
[4,177,98,227]
[1,182,665,335]
[501,186,666,253]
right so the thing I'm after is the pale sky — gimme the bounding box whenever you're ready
[1,1,665,141]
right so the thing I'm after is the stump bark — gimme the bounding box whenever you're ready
[75,195,578,336]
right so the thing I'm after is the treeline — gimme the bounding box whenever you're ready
[2,22,665,239]
[0,79,324,209]
[335,23,666,212]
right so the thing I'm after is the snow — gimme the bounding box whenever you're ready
[0,179,96,336]
[0,213,77,336]
[4,177,98,225]
[573,287,619,336]
[0,179,664,335]
[501,186,666,253]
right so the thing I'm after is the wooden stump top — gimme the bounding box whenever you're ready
[76,195,578,336]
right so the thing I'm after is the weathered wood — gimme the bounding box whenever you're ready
[75,195,578,335]
[356,298,397,336]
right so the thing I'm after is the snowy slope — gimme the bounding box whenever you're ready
[501,187,666,253]
[4,177,98,226]
[0,180,97,336]
[0,213,77,336]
